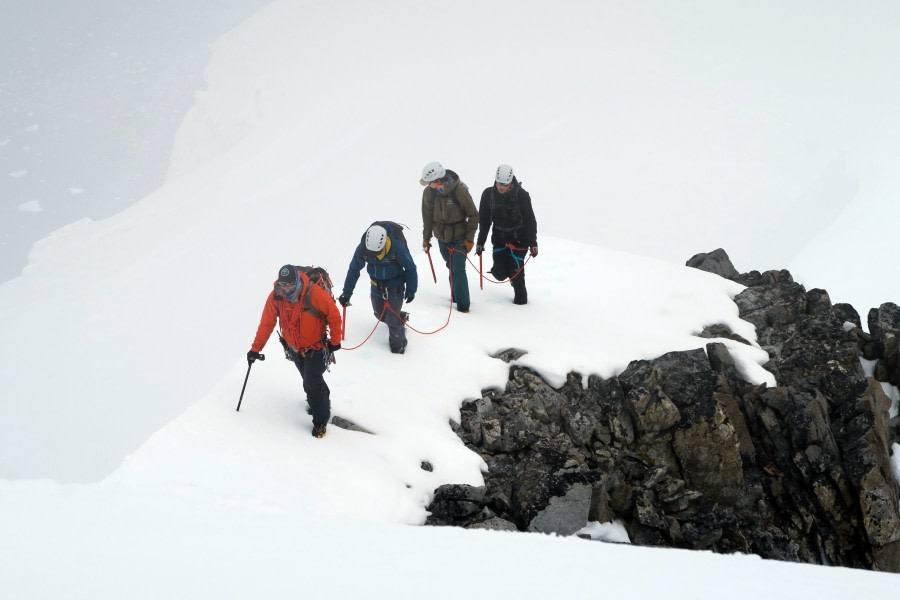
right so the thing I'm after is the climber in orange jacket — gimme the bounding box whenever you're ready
[248,265,342,438]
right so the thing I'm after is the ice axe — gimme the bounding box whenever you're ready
[236,353,265,412]
[479,252,483,290]
[426,247,437,284]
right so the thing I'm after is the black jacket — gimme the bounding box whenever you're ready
[476,178,537,248]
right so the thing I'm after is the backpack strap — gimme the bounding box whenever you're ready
[489,185,524,235]
[449,187,461,208]
[301,284,326,322]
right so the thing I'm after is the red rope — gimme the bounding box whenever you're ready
[342,243,532,349]
[343,285,455,349]
[341,302,389,350]
[387,298,453,335]
[462,244,533,285]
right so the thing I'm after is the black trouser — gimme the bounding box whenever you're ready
[490,244,528,303]
[292,348,330,428]
[371,286,407,352]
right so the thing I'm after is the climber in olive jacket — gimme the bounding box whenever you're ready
[420,161,479,312]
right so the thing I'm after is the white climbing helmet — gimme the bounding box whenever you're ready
[365,224,388,252]
[495,164,514,185]
[420,161,446,184]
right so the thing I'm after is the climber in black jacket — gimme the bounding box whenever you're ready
[475,164,538,305]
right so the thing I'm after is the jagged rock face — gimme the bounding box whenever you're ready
[427,259,900,572]
[868,303,900,389]
[735,283,869,406]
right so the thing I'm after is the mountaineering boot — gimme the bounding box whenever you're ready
[512,273,527,305]
[312,423,327,438]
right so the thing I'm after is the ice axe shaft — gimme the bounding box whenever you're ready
[236,354,265,411]
[426,248,437,284]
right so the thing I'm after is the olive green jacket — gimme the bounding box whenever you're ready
[421,172,479,245]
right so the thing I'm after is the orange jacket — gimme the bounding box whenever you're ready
[251,272,342,353]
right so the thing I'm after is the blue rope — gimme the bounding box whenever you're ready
[493,245,525,268]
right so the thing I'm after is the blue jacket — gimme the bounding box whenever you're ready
[342,236,418,298]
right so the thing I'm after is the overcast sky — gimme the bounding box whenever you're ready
[3,0,899,303]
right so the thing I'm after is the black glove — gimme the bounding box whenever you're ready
[247,350,263,365]
[530,245,539,258]
[475,244,484,256]
[328,342,341,352]
[338,294,350,307]
[405,292,415,303]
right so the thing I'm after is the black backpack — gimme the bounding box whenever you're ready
[490,186,525,237]
[296,266,335,319]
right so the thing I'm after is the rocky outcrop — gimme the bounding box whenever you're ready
[698,252,900,443]
[686,248,740,280]
[426,251,900,572]
[865,303,900,391]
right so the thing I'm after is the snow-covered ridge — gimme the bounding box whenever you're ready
[107,235,771,525]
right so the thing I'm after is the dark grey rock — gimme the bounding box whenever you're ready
[686,248,740,280]
[330,416,374,434]
[467,517,519,532]
[866,304,900,387]
[734,280,807,331]
[492,348,528,363]
[699,324,753,346]
[735,269,794,287]
[834,303,862,329]
[528,483,593,535]
[626,387,681,434]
